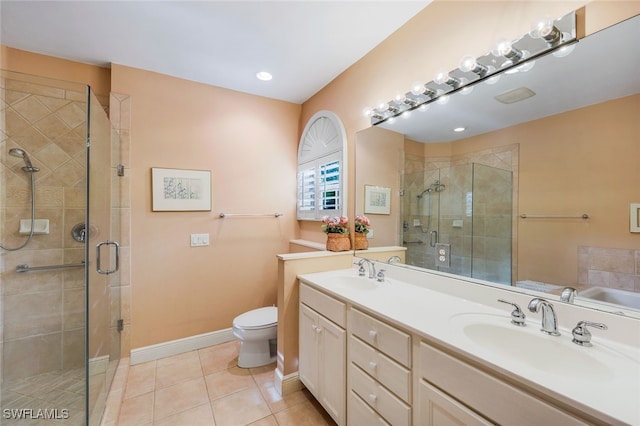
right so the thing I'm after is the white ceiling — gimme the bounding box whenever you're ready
[0,0,430,104]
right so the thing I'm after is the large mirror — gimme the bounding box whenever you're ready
[355,14,640,316]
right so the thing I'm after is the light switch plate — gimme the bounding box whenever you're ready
[190,233,210,247]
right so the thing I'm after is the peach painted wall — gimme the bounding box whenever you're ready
[0,46,111,98]
[110,65,301,349]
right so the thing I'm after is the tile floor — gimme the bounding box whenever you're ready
[101,340,336,426]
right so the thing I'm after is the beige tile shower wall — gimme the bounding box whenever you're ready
[578,247,640,292]
[109,92,131,358]
[0,77,88,381]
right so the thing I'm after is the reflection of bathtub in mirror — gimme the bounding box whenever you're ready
[578,287,640,312]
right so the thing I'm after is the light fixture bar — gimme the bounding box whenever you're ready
[367,10,577,126]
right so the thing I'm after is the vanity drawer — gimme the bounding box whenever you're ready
[300,282,346,327]
[419,342,586,425]
[349,390,391,426]
[350,363,411,426]
[349,307,411,367]
[349,335,411,402]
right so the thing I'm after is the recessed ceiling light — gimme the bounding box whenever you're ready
[256,71,272,81]
[453,127,466,132]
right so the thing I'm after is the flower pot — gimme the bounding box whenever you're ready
[354,232,368,250]
[326,233,351,252]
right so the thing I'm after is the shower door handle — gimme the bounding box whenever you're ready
[430,230,438,247]
[96,241,120,275]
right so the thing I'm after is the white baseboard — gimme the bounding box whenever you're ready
[130,328,236,365]
[275,368,303,396]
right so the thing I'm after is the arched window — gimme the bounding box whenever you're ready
[297,111,347,220]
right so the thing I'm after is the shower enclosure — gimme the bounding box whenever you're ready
[0,70,123,424]
[402,163,513,284]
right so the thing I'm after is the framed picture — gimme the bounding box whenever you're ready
[364,185,391,215]
[631,203,640,233]
[151,168,211,211]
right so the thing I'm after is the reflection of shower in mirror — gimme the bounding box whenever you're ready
[417,180,446,198]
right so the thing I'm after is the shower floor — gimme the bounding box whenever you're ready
[1,368,86,425]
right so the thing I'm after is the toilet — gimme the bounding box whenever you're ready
[232,306,278,368]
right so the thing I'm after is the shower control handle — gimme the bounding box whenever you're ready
[96,240,120,275]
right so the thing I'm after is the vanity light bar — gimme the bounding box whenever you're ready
[366,11,577,126]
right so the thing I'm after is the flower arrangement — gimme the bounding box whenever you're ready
[354,215,370,234]
[321,215,349,234]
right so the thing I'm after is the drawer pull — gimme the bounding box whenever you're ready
[368,393,377,403]
[368,361,377,370]
[315,326,322,334]
[368,330,378,339]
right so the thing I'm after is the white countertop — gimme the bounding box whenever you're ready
[298,266,640,425]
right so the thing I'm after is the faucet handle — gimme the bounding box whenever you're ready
[572,321,608,347]
[376,269,386,282]
[358,264,366,277]
[497,299,526,327]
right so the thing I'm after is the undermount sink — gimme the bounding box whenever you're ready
[330,275,380,290]
[449,313,616,381]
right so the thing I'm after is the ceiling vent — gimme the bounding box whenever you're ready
[494,87,536,104]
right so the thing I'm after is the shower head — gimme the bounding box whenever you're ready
[417,180,445,198]
[9,148,39,173]
[417,187,433,199]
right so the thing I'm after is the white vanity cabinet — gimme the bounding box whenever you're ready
[417,341,587,426]
[299,283,346,426]
[348,307,412,426]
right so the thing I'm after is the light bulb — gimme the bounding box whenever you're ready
[530,16,561,44]
[377,101,389,111]
[493,38,524,62]
[434,70,449,85]
[395,94,406,104]
[459,56,477,73]
[362,107,373,118]
[411,81,425,96]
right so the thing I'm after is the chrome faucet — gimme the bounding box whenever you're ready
[560,287,577,303]
[387,256,401,264]
[358,259,377,279]
[528,298,560,336]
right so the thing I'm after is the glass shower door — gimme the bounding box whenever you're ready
[86,88,121,424]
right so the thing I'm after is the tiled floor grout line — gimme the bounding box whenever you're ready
[105,341,334,426]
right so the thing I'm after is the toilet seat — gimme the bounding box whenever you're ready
[233,306,277,330]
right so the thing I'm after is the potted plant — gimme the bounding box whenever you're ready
[321,215,351,251]
[354,215,370,250]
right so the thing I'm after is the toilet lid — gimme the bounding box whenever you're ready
[234,306,277,329]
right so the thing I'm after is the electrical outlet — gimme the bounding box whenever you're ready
[435,243,451,268]
[190,233,210,247]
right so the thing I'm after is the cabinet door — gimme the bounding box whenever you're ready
[319,314,346,426]
[418,380,493,426]
[299,303,319,397]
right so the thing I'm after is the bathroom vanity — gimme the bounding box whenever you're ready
[298,262,640,425]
